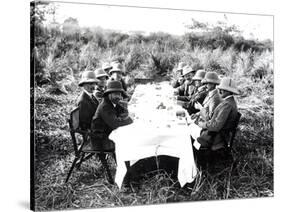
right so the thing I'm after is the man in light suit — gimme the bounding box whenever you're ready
[171,62,186,88]
[188,77,239,168]
[191,77,239,152]
[179,69,208,115]
[191,71,222,122]
[174,66,196,97]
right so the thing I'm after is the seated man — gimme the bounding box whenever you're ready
[91,80,133,151]
[180,69,208,115]
[190,77,239,157]
[94,68,109,102]
[108,62,128,92]
[76,70,99,131]
[171,62,186,88]
[191,71,222,122]
[174,66,196,97]
[102,62,113,75]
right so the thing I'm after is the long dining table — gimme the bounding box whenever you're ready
[109,81,198,188]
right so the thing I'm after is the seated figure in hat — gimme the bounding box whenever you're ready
[191,71,222,122]
[191,77,239,155]
[171,62,186,88]
[76,70,100,131]
[91,80,133,151]
[102,62,113,75]
[108,62,128,92]
[179,69,208,115]
[94,68,109,102]
[174,66,196,97]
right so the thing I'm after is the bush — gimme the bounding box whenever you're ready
[107,31,129,47]
[149,51,180,76]
[233,37,273,52]
[183,29,234,51]
[125,45,148,73]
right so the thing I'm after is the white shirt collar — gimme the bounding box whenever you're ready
[224,95,234,101]
[83,89,93,97]
[209,89,218,96]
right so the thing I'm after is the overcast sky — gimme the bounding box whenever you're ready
[43,1,273,41]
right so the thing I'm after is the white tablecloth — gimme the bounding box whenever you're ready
[109,82,198,187]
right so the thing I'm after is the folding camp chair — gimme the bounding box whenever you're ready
[65,107,116,184]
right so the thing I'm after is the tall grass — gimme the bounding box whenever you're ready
[33,23,273,210]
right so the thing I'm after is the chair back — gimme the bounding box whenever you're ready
[227,111,241,151]
[70,107,80,131]
[68,107,85,155]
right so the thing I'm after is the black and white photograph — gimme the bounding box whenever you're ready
[30,0,274,211]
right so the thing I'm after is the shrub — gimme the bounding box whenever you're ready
[125,45,148,73]
[79,42,103,71]
[149,51,180,76]
[233,37,273,52]
[107,31,129,47]
[183,29,234,51]
[250,50,273,81]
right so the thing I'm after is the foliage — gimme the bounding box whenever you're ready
[32,4,273,210]
[34,84,273,210]
[183,19,272,52]
[124,45,148,73]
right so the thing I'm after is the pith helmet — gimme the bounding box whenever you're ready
[192,69,206,81]
[217,77,239,95]
[102,62,112,71]
[78,71,99,86]
[103,80,125,96]
[202,72,220,85]
[177,62,187,71]
[94,68,109,79]
[109,63,123,75]
[182,66,195,77]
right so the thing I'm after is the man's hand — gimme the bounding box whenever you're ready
[173,90,179,95]
[178,77,184,85]
[198,121,205,128]
[193,139,201,150]
[118,112,129,119]
[194,102,203,110]
[191,113,199,120]
[117,100,128,109]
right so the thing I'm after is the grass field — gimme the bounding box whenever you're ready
[32,6,273,209]
[33,72,273,210]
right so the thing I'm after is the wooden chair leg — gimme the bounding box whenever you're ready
[98,153,114,184]
[76,152,85,169]
[77,153,94,169]
[65,156,80,183]
[125,161,130,170]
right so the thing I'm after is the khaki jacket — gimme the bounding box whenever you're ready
[176,80,194,97]
[179,85,208,115]
[200,89,222,121]
[199,96,238,150]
